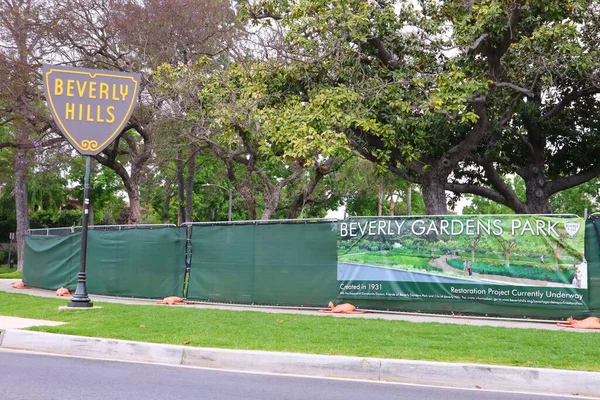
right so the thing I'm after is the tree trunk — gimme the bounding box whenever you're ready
[286,191,307,219]
[126,185,142,224]
[176,155,185,225]
[407,181,412,216]
[389,189,395,216]
[261,185,282,221]
[119,171,142,224]
[421,173,448,215]
[162,179,174,223]
[552,248,560,270]
[14,146,29,272]
[185,154,196,223]
[94,133,151,226]
[225,162,257,221]
[236,181,256,220]
[523,166,553,213]
[286,158,335,219]
[377,184,383,216]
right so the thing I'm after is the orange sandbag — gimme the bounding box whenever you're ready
[557,317,600,329]
[319,301,366,314]
[11,280,26,289]
[156,296,191,305]
[55,287,72,296]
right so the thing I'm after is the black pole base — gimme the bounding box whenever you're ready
[67,298,94,308]
[68,273,93,308]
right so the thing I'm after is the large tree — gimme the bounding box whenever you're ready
[52,0,237,223]
[0,0,64,269]
[240,0,600,215]
[155,59,353,220]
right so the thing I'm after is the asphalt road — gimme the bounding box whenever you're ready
[0,349,582,400]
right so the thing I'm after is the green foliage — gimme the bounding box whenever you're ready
[0,211,16,244]
[68,158,125,223]
[447,258,574,284]
[29,210,81,229]
[27,172,68,212]
[462,176,525,215]
[340,252,434,269]
[550,180,600,216]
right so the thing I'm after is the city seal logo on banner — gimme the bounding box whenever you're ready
[42,65,141,155]
[564,221,581,238]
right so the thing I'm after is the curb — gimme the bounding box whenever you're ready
[1,329,599,397]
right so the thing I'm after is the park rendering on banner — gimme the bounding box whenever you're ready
[337,215,587,310]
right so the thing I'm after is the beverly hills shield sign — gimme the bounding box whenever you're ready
[42,65,141,155]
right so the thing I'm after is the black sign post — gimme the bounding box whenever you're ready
[69,156,93,307]
[42,65,141,308]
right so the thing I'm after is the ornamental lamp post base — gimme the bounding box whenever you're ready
[67,273,94,308]
[67,298,94,308]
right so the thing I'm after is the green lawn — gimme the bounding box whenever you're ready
[0,265,21,279]
[0,291,598,372]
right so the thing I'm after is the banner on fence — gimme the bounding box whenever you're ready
[338,215,587,310]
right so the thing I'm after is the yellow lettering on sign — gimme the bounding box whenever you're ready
[54,79,64,96]
[95,105,104,123]
[76,81,87,97]
[86,104,94,122]
[120,84,128,101]
[106,106,115,123]
[66,80,75,97]
[89,82,97,99]
[65,103,75,120]
[111,85,120,101]
[99,83,109,100]
[62,102,118,123]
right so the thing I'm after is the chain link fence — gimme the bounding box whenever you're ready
[27,224,177,237]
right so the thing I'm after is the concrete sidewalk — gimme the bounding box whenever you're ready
[2,278,600,398]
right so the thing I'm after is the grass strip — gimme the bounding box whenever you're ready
[0,266,21,279]
[0,291,599,372]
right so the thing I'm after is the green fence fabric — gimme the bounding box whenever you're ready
[187,222,338,306]
[86,228,186,298]
[21,217,600,319]
[23,234,80,290]
[586,217,600,314]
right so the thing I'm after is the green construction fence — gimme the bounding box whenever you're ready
[186,222,338,306]
[21,217,600,319]
[24,227,186,298]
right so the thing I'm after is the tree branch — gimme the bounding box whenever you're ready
[347,129,422,182]
[494,81,535,97]
[241,0,282,20]
[442,95,489,166]
[366,36,398,69]
[463,33,489,54]
[546,164,600,196]
[446,182,509,205]
[485,1,523,79]
[543,86,600,119]
[476,155,528,212]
